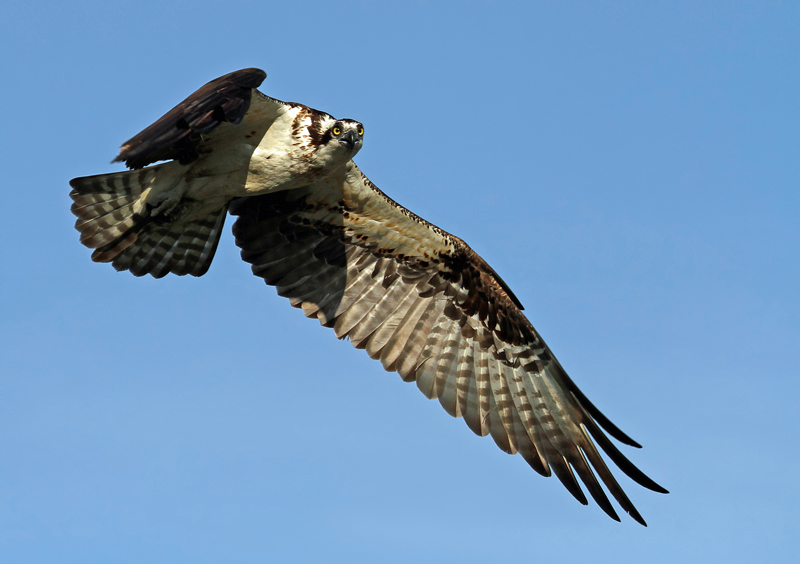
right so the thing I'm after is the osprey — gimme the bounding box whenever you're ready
[70,68,667,525]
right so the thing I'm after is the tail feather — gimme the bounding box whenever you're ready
[77,201,145,248]
[110,209,227,278]
[70,168,155,248]
[72,193,139,218]
[70,168,227,278]
[92,231,140,263]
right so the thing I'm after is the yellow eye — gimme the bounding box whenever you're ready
[332,126,341,135]
[358,126,364,136]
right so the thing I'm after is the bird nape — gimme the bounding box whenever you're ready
[69,67,668,525]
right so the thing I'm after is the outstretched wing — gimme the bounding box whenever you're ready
[230,161,667,525]
[114,68,268,169]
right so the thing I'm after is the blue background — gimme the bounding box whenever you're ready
[1,1,798,562]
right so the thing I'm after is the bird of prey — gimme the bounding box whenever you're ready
[70,68,667,525]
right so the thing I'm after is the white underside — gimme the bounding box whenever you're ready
[140,95,359,225]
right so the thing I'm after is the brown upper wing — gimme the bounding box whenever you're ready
[114,68,268,169]
[229,161,667,525]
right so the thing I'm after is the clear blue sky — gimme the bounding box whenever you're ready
[1,1,798,562]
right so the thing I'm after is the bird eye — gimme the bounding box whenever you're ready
[358,126,364,136]
[332,126,341,136]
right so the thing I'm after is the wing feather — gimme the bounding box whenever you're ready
[486,355,518,454]
[378,293,434,373]
[414,311,459,400]
[229,161,667,524]
[466,340,493,438]
[348,275,411,346]
[115,68,268,169]
[364,282,424,359]
[395,298,448,381]
[504,363,550,475]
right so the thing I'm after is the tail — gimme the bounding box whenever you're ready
[69,167,227,278]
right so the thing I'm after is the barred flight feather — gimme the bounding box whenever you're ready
[377,294,433,371]
[334,272,392,339]
[115,207,226,278]
[486,372,514,454]
[487,356,518,454]
[228,161,666,526]
[453,338,475,420]
[434,326,465,416]
[279,266,343,306]
[504,364,549,474]
[414,312,458,400]
[70,165,226,278]
[347,277,409,346]
[395,298,448,381]
[363,283,423,358]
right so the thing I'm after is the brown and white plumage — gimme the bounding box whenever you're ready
[230,161,668,525]
[70,68,364,277]
[70,68,667,524]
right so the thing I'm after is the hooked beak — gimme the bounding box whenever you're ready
[338,130,359,150]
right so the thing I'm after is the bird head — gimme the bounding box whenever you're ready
[329,119,364,151]
[304,114,365,169]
